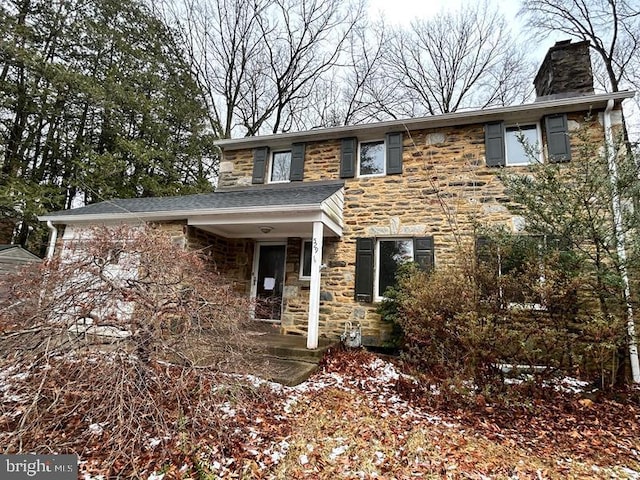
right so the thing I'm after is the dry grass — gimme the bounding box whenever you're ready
[268,385,610,480]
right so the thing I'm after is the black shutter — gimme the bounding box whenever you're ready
[386,132,403,174]
[252,147,269,184]
[475,236,492,263]
[485,122,505,167]
[290,142,305,181]
[413,237,434,272]
[340,137,357,178]
[354,237,374,302]
[545,114,571,163]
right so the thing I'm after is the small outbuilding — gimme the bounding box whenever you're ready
[0,245,41,275]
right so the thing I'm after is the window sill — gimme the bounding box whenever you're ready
[267,180,291,184]
[357,173,386,178]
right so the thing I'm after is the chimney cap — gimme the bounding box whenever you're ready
[553,39,572,47]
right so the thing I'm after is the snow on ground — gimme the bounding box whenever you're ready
[2,355,635,479]
[166,356,446,478]
[187,354,638,479]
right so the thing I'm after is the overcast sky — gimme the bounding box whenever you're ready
[367,0,523,27]
[367,0,548,61]
[366,0,639,138]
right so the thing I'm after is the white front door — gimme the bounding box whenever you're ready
[251,242,286,321]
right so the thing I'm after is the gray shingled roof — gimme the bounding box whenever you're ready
[42,180,344,218]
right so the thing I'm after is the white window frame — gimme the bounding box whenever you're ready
[373,237,414,302]
[358,139,386,177]
[504,123,543,166]
[268,150,292,184]
[299,239,312,280]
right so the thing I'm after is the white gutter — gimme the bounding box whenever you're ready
[604,98,640,383]
[45,220,57,260]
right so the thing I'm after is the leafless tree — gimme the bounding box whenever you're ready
[0,225,268,475]
[303,21,396,127]
[381,1,534,116]
[158,0,364,137]
[521,0,640,140]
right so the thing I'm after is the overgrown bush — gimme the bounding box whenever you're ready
[0,225,266,476]
[381,234,627,390]
[379,261,513,385]
[502,124,640,384]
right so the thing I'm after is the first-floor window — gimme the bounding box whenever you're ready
[354,236,434,303]
[376,239,414,299]
[475,234,569,309]
[300,239,312,279]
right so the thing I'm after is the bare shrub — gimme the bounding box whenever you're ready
[382,237,628,392]
[380,261,517,386]
[0,224,266,476]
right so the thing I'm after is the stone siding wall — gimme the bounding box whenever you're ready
[186,226,254,295]
[280,238,307,335]
[216,112,609,343]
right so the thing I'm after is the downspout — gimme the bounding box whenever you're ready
[45,220,58,260]
[604,99,640,383]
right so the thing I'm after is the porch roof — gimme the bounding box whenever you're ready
[39,180,345,238]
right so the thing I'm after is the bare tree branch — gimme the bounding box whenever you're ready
[521,0,640,142]
[378,0,534,116]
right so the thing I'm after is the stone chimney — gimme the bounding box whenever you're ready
[533,40,594,100]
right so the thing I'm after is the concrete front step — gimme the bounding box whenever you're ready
[263,356,322,387]
[247,332,336,386]
[250,333,334,358]
[263,343,329,362]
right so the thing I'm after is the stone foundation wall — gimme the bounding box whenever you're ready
[199,112,610,343]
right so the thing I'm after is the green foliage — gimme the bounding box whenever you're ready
[501,120,639,305]
[0,0,215,250]
[501,119,640,382]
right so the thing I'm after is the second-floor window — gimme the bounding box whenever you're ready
[359,140,385,176]
[270,151,292,183]
[485,114,571,167]
[504,124,541,166]
[340,133,403,179]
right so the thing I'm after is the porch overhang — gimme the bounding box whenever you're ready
[38,180,345,240]
[38,180,345,351]
[188,206,342,239]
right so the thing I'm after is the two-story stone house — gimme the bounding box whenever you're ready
[40,40,635,348]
